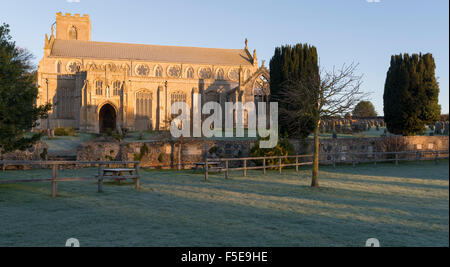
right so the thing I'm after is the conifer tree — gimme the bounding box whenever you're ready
[269,44,319,138]
[384,53,440,135]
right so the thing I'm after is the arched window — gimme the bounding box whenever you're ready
[113,81,121,96]
[216,69,225,80]
[170,92,187,126]
[135,90,152,120]
[155,66,163,77]
[186,68,194,79]
[69,26,78,40]
[253,74,270,114]
[95,81,103,96]
[171,92,187,105]
[56,61,62,74]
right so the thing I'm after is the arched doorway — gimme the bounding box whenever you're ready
[99,104,116,133]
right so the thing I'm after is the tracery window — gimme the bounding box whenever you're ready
[57,88,74,119]
[155,66,163,77]
[135,91,152,119]
[113,81,121,96]
[135,64,149,76]
[216,68,225,80]
[171,92,187,105]
[67,61,80,73]
[95,80,103,96]
[199,67,212,79]
[168,66,181,78]
[186,67,194,79]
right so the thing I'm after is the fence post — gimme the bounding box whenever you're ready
[374,153,377,165]
[263,157,266,175]
[225,160,229,179]
[352,153,356,168]
[51,164,58,198]
[435,151,439,164]
[295,156,299,172]
[204,158,209,181]
[135,162,141,190]
[395,153,399,165]
[243,159,247,177]
[279,157,282,174]
[333,153,336,168]
[98,164,104,193]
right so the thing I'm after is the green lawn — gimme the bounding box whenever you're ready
[0,161,448,247]
[42,133,96,154]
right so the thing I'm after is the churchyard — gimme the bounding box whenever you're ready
[0,160,447,247]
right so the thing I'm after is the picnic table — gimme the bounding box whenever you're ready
[103,168,136,184]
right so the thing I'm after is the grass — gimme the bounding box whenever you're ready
[0,160,448,247]
[42,133,96,154]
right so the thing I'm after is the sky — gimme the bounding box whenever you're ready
[1,0,448,115]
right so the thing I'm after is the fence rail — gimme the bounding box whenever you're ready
[204,154,314,180]
[0,161,141,197]
[203,150,449,180]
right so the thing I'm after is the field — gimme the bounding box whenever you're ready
[0,161,448,247]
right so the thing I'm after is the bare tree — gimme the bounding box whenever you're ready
[280,63,368,187]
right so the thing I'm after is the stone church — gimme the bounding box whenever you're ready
[37,13,270,133]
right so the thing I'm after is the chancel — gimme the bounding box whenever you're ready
[37,13,270,134]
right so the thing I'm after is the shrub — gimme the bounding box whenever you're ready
[249,136,296,168]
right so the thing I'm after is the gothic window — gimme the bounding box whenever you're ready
[69,26,78,40]
[186,67,194,79]
[135,64,149,76]
[216,68,225,80]
[228,69,239,81]
[199,67,212,79]
[135,91,152,120]
[170,92,187,105]
[95,80,103,96]
[155,66,163,77]
[56,61,62,74]
[66,61,80,73]
[168,66,181,78]
[57,87,74,119]
[253,74,270,115]
[113,81,121,96]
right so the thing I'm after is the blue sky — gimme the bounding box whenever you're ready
[1,0,448,114]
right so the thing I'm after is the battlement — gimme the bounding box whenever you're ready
[56,12,90,20]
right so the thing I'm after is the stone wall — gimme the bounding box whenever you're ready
[292,136,449,163]
[0,142,49,161]
[77,139,255,168]
[75,136,448,168]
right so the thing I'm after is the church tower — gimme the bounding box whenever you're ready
[55,12,91,41]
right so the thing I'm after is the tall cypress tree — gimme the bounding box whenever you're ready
[269,43,319,138]
[384,53,440,135]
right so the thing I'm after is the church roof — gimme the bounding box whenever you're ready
[50,40,253,66]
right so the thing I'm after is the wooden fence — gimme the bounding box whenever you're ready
[0,161,141,197]
[203,150,449,180]
[327,150,449,167]
[204,155,314,181]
